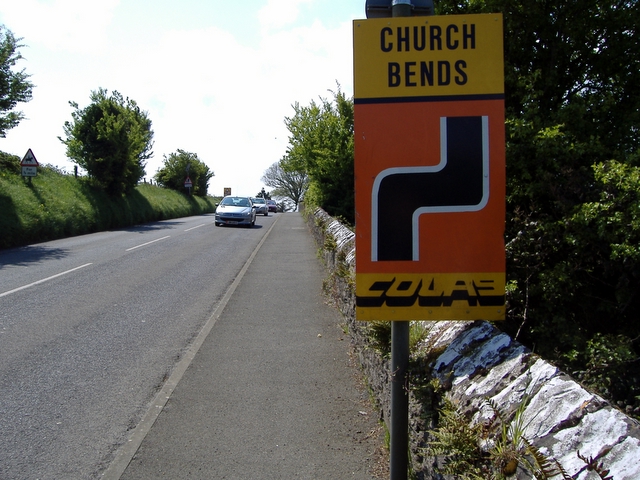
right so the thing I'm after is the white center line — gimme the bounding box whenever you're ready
[126,236,171,251]
[0,263,93,298]
[185,224,205,232]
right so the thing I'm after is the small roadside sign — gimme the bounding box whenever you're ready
[21,149,39,177]
[21,149,39,166]
[184,177,193,188]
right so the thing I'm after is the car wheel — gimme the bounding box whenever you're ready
[215,222,220,226]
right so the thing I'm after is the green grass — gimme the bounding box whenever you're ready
[0,161,219,250]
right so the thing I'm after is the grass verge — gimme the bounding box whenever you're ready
[0,161,218,250]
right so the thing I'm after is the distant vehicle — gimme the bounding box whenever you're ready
[251,197,269,216]
[267,199,277,213]
[214,196,256,227]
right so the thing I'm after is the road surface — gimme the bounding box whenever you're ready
[0,213,276,479]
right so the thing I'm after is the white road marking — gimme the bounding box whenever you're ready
[126,236,170,251]
[184,224,206,232]
[0,263,93,298]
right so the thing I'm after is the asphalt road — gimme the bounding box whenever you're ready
[0,213,277,479]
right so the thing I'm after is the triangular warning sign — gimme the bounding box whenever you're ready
[20,149,39,167]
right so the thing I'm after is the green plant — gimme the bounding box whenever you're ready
[428,396,572,479]
[315,215,327,231]
[564,333,640,412]
[0,161,217,249]
[323,232,337,252]
[284,87,354,224]
[484,397,569,479]
[0,25,34,137]
[0,151,20,174]
[367,321,392,357]
[60,88,153,195]
[428,398,489,479]
[577,451,614,480]
[154,149,214,197]
[409,322,432,353]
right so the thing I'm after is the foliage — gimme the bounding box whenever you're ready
[284,87,354,224]
[0,158,216,249]
[432,0,640,412]
[0,150,20,174]
[577,451,614,480]
[0,25,33,137]
[154,149,214,197]
[428,397,571,479]
[254,188,269,199]
[366,321,392,357]
[261,158,308,209]
[60,88,154,196]
[364,321,433,358]
[428,399,488,479]
[409,322,433,353]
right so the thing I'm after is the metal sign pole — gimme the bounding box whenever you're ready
[390,320,410,479]
[388,4,412,479]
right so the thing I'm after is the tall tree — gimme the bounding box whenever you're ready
[0,25,34,138]
[60,88,154,195]
[436,0,640,408]
[261,158,308,210]
[155,149,214,197]
[284,87,354,224]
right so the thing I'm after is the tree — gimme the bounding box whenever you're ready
[435,0,640,410]
[60,88,153,195]
[154,149,214,197]
[0,25,34,138]
[261,158,308,210]
[255,188,269,199]
[284,87,354,224]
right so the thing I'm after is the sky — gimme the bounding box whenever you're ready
[0,0,366,197]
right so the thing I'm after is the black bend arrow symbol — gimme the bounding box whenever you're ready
[372,116,489,262]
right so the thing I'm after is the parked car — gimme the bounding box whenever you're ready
[214,196,256,227]
[267,199,277,213]
[251,197,269,216]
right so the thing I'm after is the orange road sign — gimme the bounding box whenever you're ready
[353,14,506,321]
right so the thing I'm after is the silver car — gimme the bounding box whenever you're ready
[251,197,269,216]
[214,196,257,227]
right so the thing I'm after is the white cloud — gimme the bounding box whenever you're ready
[257,0,313,31]
[1,0,357,196]
[1,0,120,52]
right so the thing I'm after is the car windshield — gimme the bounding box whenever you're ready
[252,198,265,204]
[221,197,251,207]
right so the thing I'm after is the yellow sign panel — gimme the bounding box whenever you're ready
[356,273,505,321]
[353,14,504,100]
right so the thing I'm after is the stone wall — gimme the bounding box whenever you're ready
[307,207,640,480]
